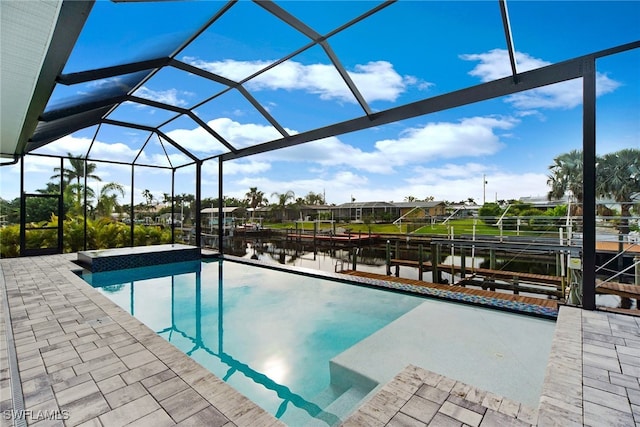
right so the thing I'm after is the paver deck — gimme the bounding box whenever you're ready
[2,254,640,426]
[343,306,640,427]
[0,254,284,427]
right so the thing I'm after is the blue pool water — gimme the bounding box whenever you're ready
[84,259,425,425]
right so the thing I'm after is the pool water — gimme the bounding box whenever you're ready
[84,259,425,425]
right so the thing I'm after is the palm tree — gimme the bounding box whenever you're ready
[596,148,640,235]
[142,189,154,212]
[95,183,125,220]
[175,193,195,224]
[51,153,102,212]
[547,149,584,214]
[304,191,325,205]
[271,190,295,222]
[245,187,268,218]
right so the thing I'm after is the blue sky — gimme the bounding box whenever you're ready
[2,0,639,206]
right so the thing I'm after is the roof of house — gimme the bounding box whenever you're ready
[335,201,397,209]
[393,201,446,208]
[201,207,245,214]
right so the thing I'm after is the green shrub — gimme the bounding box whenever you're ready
[0,216,175,258]
[0,225,20,257]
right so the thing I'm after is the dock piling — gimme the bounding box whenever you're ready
[418,244,424,281]
[431,242,441,284]
[313,222,317,246]
[352,247,358,271]
[385,240,391,276]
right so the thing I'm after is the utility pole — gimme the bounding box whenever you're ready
[483,174,487,205]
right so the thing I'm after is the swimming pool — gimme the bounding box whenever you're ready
[84,258,555,425]
[84,259,425,425]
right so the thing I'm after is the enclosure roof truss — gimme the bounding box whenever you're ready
[8,0,635,165]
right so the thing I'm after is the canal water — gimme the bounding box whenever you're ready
[225,237,627,308]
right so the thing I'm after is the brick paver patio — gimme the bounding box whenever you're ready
[2,254,639,426]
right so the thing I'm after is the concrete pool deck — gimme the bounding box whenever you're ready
[1,254,639,426]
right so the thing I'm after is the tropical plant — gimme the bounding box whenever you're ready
[478,202,503,225]
[142,189,154,210]
[51,153,102,207]
[596,148,640,235]
[305,191,325,205]
[0,224,20,257]
[94,218,128,248]
[24,195,58,223]
[63,215,92,252]
[175,193,195,224]
[95,182,125,219]
[0,211,175,257]
[0,197,20,224]
[547,149,583,208]
[271,190,295,222]
[245,187,268,218]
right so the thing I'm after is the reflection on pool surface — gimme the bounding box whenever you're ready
[84,259,425,425]
[85,258,556,424]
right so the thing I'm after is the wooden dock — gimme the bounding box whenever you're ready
[596,280,640,299]
[286,233,379,243]
[341,270,558,312]
[388,259,564,299]
[595,241,640,254]
[390,258,563,285]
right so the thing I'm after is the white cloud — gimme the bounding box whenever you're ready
[461,49,550,82]
[184,57,431,103]
[506,74,620,110]
[374,116,515,162]
[333,171,369,186]
[134,86,190,107]
[148,153,192,168]
[164,126,222,155]
[200,158,271,180]
[166,117,286,155]
[255,116,515,175]
[402,164,549,204]
[20,155,60,175]
[211,117,287,148]
[34,135,144,164]
[184,57,269,81]
[92,141,145,163]
[223,160,272,176]
[411,163,488,180]
[461,48,620,109]
[266,136,392,173]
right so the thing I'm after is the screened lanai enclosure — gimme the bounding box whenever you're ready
[1,0,639,310]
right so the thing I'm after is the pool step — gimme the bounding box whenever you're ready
[304,385,372,427]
